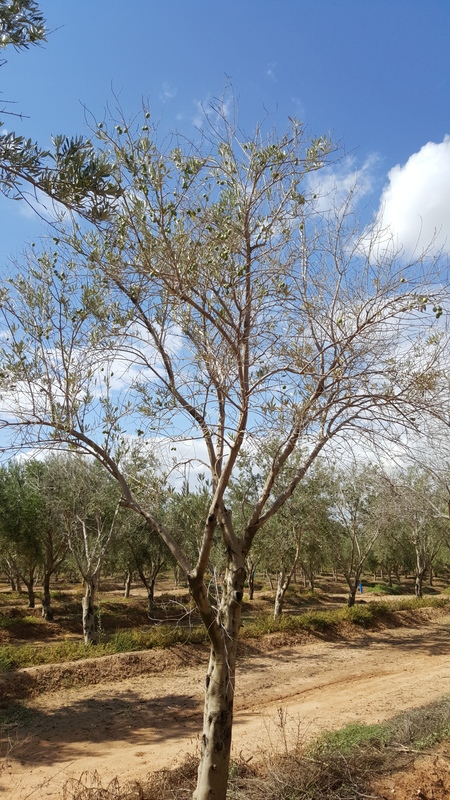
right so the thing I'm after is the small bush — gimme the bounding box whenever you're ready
[365,582,402,595]
[311,721,392,755]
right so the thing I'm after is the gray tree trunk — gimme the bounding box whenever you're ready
[191,558,245,800]
[274,568,288,619]
[415,572,425,598]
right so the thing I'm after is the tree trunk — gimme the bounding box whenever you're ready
[25,578,35,609]
[124,568,132,598]
[248,569,255,600]
[347,587,357,607]
[147,581,155,615]
[41,572,53,620]
[82,578,97,644]
[274,568,287,619]
[429,565,433,587]
[246,558,257,600]
[191,559,245,800]
[415,572,424,598]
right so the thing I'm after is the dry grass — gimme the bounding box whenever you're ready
[57,696,450,800]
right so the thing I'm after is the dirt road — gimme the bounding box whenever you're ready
[2,608,450,799]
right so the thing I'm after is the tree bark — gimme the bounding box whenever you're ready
[191,558,245,800]
[25,579,35,609]
[41,572,54,620]
[274,568,287,618]
[347,587,357,607]
[415,572,424,598]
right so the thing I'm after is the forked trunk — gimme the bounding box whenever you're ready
[274,541,301,619]
[41,573,53,620]
[82,578,97,644]
[191,558,246,800]
[26,581,35,609]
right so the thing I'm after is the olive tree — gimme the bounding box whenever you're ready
[44,454,121,642]
[379,468,450,597]
[330,464,395,606]
[0,459,42,606]
[0,108,447,799]
[0,1,119,219]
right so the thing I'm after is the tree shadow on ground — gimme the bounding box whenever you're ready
[0,690,202,768]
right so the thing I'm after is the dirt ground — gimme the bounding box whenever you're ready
[1,606,450,799]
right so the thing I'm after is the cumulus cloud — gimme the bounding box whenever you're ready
[371,137,450,258]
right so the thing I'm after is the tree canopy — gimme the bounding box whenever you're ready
[0,105,448,800]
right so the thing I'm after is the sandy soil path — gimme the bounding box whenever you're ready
[2,609,450,799]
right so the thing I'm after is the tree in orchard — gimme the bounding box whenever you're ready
[379,467,450,597]
[0,106,447,799]
[44,454,122,643]
[330,464,396,606]
[0,459,42,606]
[230,445,334,615]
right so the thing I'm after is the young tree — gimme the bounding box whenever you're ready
[382,468,449,597]
[51,455,121,643]
[0,460,44,607]
[330,465,393,606]
[0,108,447,799]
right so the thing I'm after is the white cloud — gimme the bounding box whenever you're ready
[192,94,232,131]
[159,82,177,103]
[306,154,378,216]
[370,137,450,258]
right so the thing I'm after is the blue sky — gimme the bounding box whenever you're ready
[2,0,450,261]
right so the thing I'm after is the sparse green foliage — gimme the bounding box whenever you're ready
[0,1,119,218]
[0,102,448,800]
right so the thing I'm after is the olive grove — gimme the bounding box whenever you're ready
[0,108,448,799]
